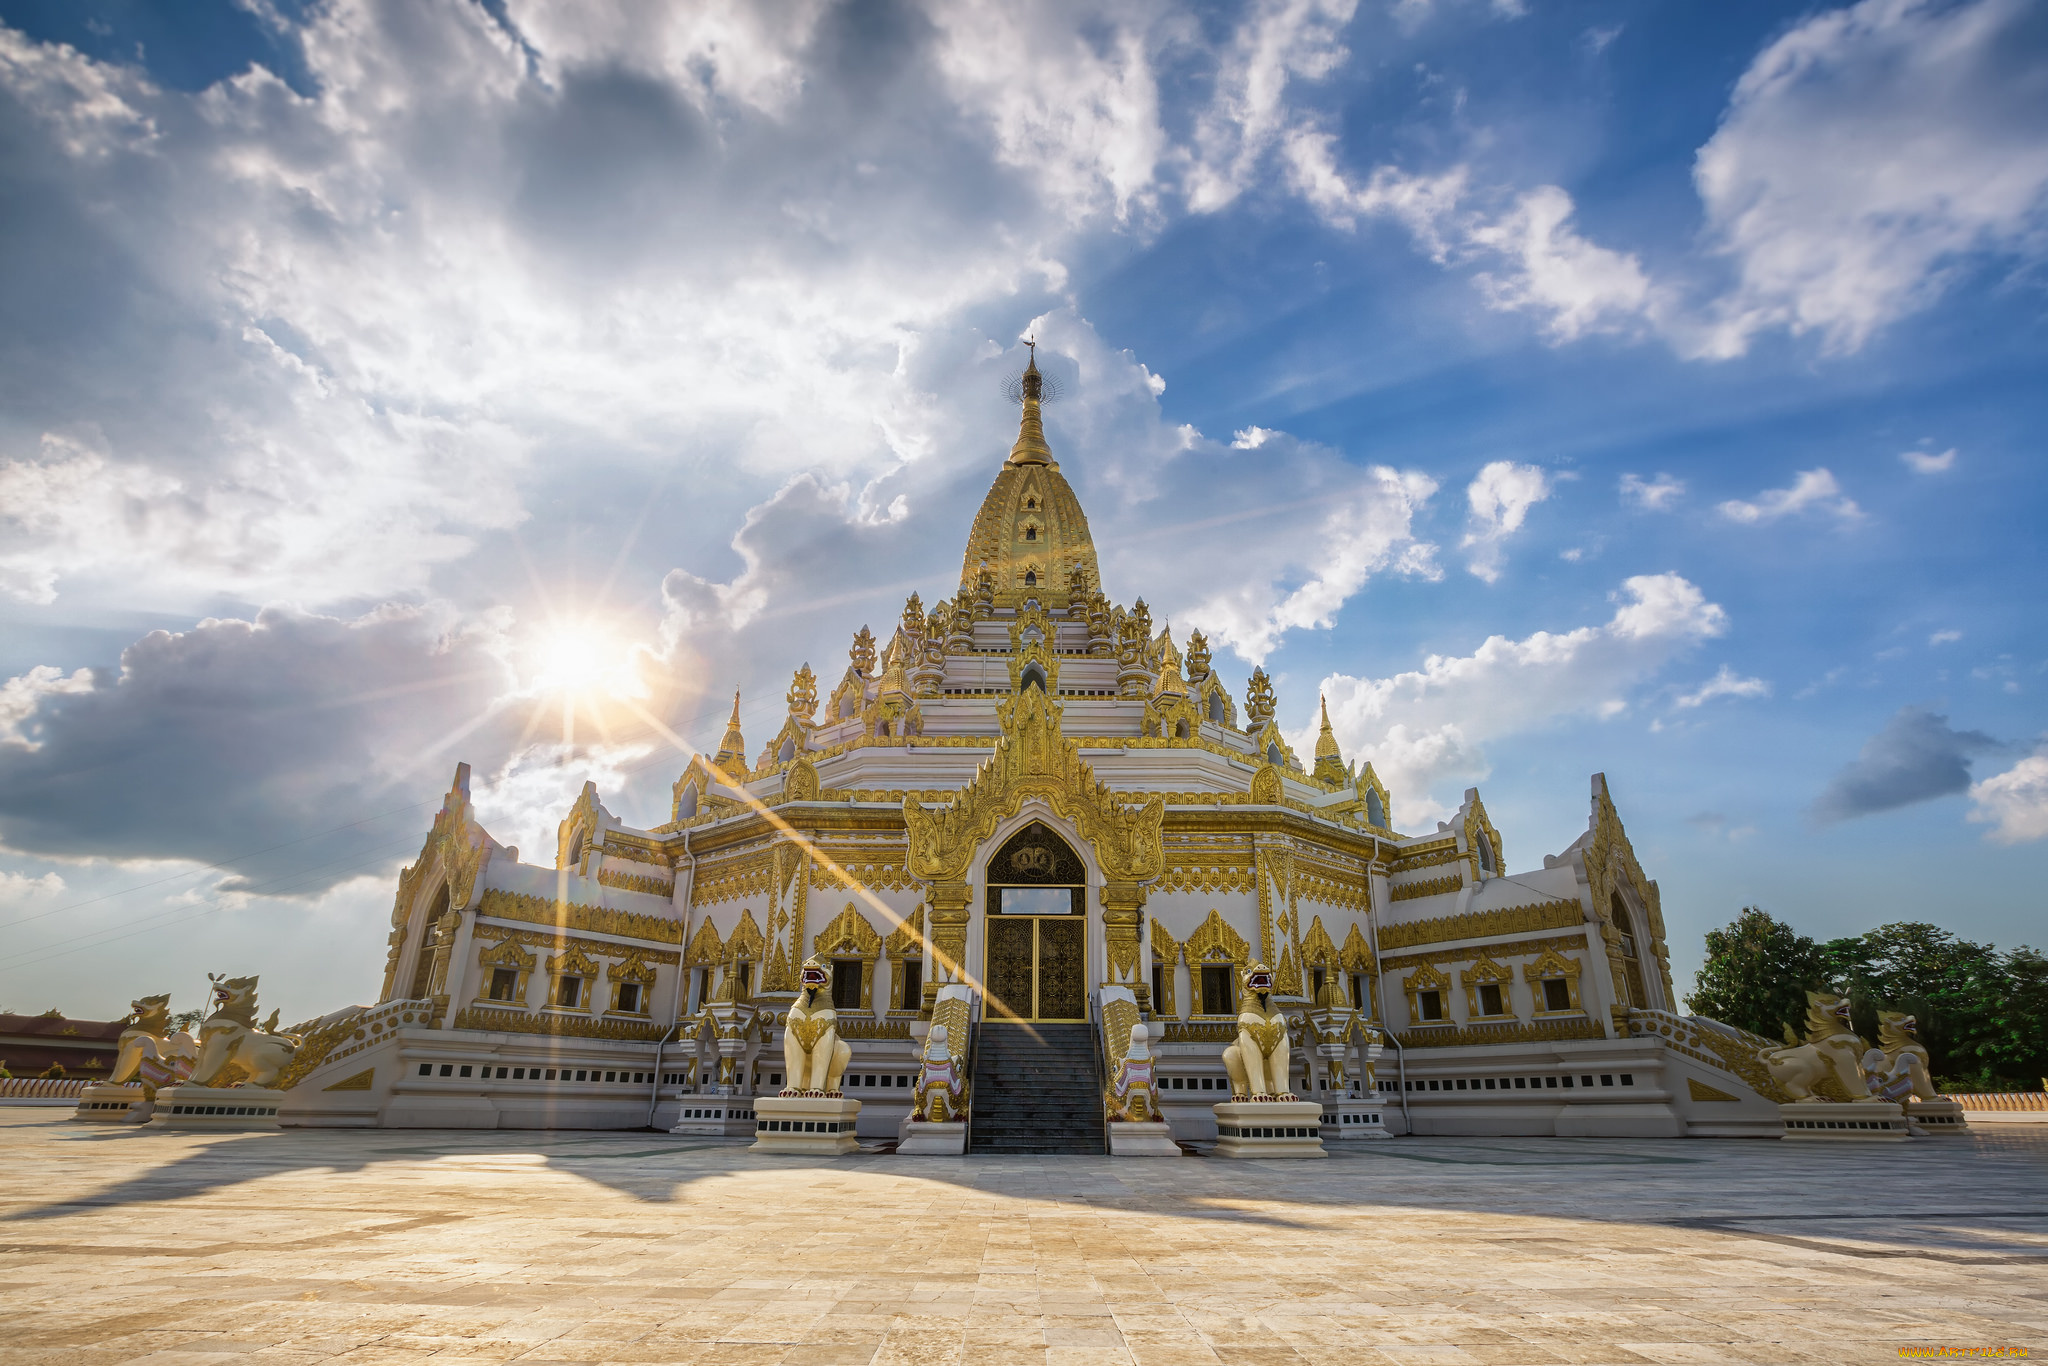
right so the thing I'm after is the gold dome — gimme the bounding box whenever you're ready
[959,351,1101,607]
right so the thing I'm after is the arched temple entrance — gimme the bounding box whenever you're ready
[982,821,1088,1022]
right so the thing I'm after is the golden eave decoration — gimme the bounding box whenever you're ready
[902,687,1164,885]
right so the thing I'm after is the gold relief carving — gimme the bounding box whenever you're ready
[885,905,926,961]
[808,855,914,892]
[449,1006,668,1042]
[1390,874,1461,903]
[546,942,601,980]
[901,687,1165,886]
[836,1017,914,1041]
[691,848,775,907]
[606,949,658,986]
[1149,920,1182,1017]
[1395,1015,1606,1048]
[925,883,973,997]
[323,1068,374,1092]
[725,909,767,964]
[684,918,725,967]
[1184,907,1252,964]
[1387,843,1462,874]
[813,902,883,959]
[1627,1007,1788,1102]
[1299,916,1339,969]
[1521,946,1586,1015]
[1340,923,1375,975]
[272,1006,369,1090]
[1101,886,1145,988]
[1248,764,1283,805]
[600,837,672,867]
[1688,1077,1740,1102]
[1160,1020,1236,1044]
[1459,952,1513,1018]
[1584,776,1674,1004]
[1378,899,1583,950]
[1380,932,1588,974]
[783,757,821,802]
[481,928,678,965]
[596,868,674,898]
[1293,866,1369,913]
[475,890,683,945]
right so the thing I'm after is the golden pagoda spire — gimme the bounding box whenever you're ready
[1313,695,1348,789]
[714,689,750,780]
[1007,340,1052,466]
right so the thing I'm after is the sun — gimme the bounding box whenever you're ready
[528,622,636,699]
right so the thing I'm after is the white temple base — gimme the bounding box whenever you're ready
[1778,1100,1907,1141]
[73,1083,151,1124]
[669,1099,759,1137]
[751,1095,861,1155]
[1906,1098,1969,1134]
[1108,1120,1181,1156]
[1212,1100,1326,1158]
[149,1085,284,1130]
[897,1120,968,1155]
[1321,1098,1393,1140]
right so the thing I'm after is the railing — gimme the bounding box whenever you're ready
[1946,1092,2048,1111]
[0,1077,93,1099]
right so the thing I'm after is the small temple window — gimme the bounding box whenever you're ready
[615,982,642,1014]
[1026,498,1036,509]
[1024,569,1037,586]
[1477,983,1505,1016]
[1478,830,1496,874]
[688,968,708,1011]
[556,976,583,1009]
[1025,526,1038,541]
[1151,959,1167,1013]
[1417,989,1444,1021]
[1543,977,1573,1012]
[1350,973,1372,1013]
[566,830,586,868]
[1200,964,1236,1015]
[489,969,518,1002]
[1310,967,1327,999]
[733,961,752,995]
[1266,742,1283,767]
[1366,790,1385,827]
[1020,662,1047,692]
[777,735,795,762]
[831,959,862,1010]
[677,782,699,820]
[897,958,922,1010]
[1208,692,1226,723]
[1174,719,1189,739]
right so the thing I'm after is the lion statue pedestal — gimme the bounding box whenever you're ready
[148,1084,286,1129]
[1211,964,1325,1158]
[1778,1099,1908,1141]
[752,1095,861,1154]
[73,1083,152,1124]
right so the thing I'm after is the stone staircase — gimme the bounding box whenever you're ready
[968,1023,1106,1155]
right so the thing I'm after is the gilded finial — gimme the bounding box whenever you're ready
[1313,694,1348,789]
[714,689,750,780]
[1007,338,1054,467]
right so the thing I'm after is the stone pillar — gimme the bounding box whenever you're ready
[923,881,973,1012]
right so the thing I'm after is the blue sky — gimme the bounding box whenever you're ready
[0,0,2043,1024]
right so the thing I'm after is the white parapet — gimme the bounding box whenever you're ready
[72,1083,152,1124]
[669,1099,759,1137]
[752,1095,861,1155]
[1108,1120,1181,1156]
[1212,1100,1326,1158]
[1778,1100,1907,1141]
[1321,1098,1392,1140]
[897,1119,967,1155]
[1905,1098,1969,1134]
[149,1084,285,1130]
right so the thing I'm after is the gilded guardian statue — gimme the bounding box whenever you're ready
[781,957,852,1096]
[1222,963,1295,1101]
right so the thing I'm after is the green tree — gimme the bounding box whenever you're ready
[1685,908,1828,1040]
[1824,922,2008,1081]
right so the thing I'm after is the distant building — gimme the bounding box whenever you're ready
[0,1013,120,1077]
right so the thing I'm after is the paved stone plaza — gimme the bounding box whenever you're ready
[1,1111,2043,1365]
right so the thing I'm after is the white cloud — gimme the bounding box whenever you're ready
[1969,749,2048,844]
[1313,573,1728,821]
[1231,426,1277,449]
[1672,664,1770,709]
[1460,460,1550,583]
[1901,447,1958,474]
[0,665,95,748]
[1185,0,1361,213]
[0,869,64,900]
[1716,468,1860,524]
[1693,0,2048,357]
[1930,629,1963,646]
[1619,472,1684,511]
[1465,187,1658,342]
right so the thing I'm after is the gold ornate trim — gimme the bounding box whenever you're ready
[450,1006,668,1042]
[1390,874,1461,903]
[1380,933,1588,974]
[597,868,674,898]
[1394,1015,1606,1048]
[477,890,683,945]
[1379,900,1583,950]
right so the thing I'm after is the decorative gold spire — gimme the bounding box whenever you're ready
[1313,695,1348,789]
[1007,341,1052,466]
[714,689,749,780]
